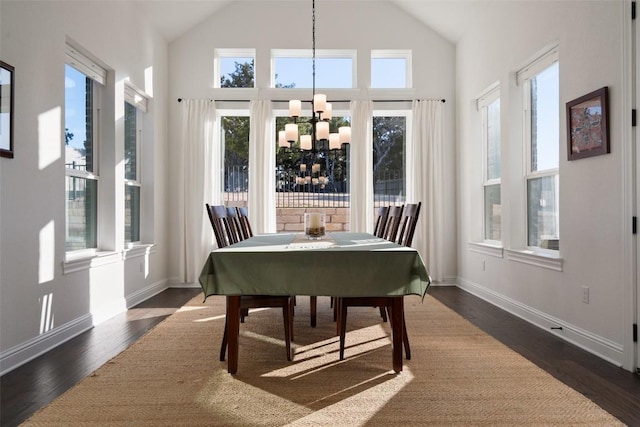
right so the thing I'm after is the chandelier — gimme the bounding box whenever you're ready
[277,0,351,188]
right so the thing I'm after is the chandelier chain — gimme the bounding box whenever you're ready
[312,0,316,98]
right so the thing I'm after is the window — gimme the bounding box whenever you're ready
[215,49,255,88]
[518,47,559,250]
[373,111,408,207]
[272,49,355,88]
[274,111,351,207]
[65,45,105,252]
[371,50,411,89]
[477,84,501,242]
[219,111,250,204]
[124,84,148,244]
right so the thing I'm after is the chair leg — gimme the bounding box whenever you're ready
[220,318,228,361]
[339,299,348,360]
[282,303,292,361]
[386,306,411,360]
[379,306,388,322]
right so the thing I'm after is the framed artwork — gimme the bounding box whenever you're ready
[566,86,609,161]
[1,61,14,158]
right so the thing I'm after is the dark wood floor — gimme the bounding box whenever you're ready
[2,286,639,426]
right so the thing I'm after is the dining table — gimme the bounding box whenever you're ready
[198,231,431,374]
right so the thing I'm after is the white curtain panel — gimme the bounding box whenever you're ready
[410,99,445,282]
[178,99,218,283]
[248,100,275,233]
[349,100,374,233]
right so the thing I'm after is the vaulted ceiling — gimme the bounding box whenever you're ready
[133,0,480,44]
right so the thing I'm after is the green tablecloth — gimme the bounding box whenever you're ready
[198,232,431,299]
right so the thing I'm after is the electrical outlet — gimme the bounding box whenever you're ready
[582,286,589,304]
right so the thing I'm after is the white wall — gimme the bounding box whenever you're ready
[166,0,458,285]
[0,0,169,374]
[455,1,632,368]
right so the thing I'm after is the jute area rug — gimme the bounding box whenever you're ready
[24,294,623,426]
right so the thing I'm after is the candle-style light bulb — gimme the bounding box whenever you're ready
[289,100,302,118]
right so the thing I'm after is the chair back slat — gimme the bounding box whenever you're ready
[206,204,229,248]
[373,206,390,238]
[383,205,404,242]
[236,206,254,239]
[397,202,421,247]
[226,207,244,243]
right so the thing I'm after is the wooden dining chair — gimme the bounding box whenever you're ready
[382,205,404,242]
[225,206,244,243]
[205,203,294,362]
[396,202,421,246]
[373,206,390,238]
[236,206,253,240]
[337,202,421,361]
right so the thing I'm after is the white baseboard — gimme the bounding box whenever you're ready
[167,276,201,288]
[126,279,170,308]
[456,277,624,367]
[0,279,171,376]
[0,314,93,376]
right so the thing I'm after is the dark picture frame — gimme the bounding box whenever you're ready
[566,86,609,161]
[0,60,15,158]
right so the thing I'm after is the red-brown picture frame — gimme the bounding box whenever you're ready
[566,86,609,161]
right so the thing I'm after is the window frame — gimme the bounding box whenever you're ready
[214,48,256,89]
[65,45,105,255]
[371,50,412,89]
[124,99,142,245]
[372,108,411,208]
[518,46,560,252]
[271,49,357,89]
[477,82,501,244]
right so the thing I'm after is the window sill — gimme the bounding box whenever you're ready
[122,243,155,260]
[468,241,504,258]
[63,250,120,274]
[505,248,563,271]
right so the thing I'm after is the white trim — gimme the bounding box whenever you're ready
[468,241,504,258]
[65,43,106,85]
[125,279,170,308]
[122,243,155,260]
[0,314,93,376]
[63,251,120,274]
[457,278,624,367]
[476,81,500,110]
[505,248,563,271]
[124,82,149,113]
[516,44,559,85]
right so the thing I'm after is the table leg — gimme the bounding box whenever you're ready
[310,296,317,327]
[226,296,241,374]
[391,297,404,373]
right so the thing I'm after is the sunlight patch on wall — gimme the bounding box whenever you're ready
[39,220,55,284]
[39,293,54,334]
[145,66,153,97]
[38,107,61,170]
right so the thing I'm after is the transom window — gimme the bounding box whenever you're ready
[272,49,355,88]
[371,50,411,89]
[215,48,255,88]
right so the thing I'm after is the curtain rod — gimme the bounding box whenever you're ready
[177,98,445,103]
